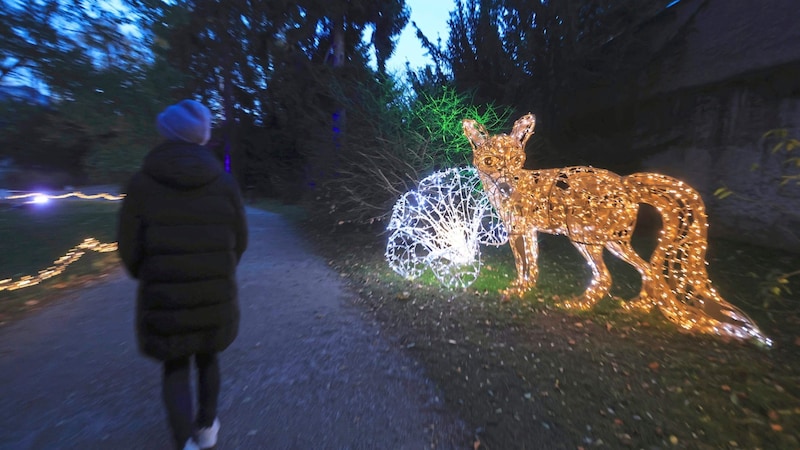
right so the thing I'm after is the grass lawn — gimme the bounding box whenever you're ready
[299,214,800,450]
[0,199,121,323]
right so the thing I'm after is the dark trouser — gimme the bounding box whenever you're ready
[162,352,220,448]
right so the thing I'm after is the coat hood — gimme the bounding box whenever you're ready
[143,141,223,189]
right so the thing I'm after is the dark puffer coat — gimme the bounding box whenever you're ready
[117,141,248,361]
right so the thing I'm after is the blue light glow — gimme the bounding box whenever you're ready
[30,194,49,204]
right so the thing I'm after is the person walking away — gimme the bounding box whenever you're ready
[117,99,248,450]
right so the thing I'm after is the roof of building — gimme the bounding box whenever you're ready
[644,0,800,95]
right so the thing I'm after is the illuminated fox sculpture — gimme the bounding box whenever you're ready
[463,114,770,345]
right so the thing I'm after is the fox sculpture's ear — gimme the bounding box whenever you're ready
[510,114,536,148]
[462,119,488,150]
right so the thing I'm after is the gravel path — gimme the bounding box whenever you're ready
[0,208,471,450]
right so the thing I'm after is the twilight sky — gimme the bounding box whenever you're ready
[385,0,456,74]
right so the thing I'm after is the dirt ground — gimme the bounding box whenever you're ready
[302,220,800,450]
[0,208,473,450]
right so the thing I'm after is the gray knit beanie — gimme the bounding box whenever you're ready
[156,99,212,145]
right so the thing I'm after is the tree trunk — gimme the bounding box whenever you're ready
[332,15,345,68]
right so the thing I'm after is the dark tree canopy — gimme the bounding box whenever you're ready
[416,0,684,167]
[1,0,698,216]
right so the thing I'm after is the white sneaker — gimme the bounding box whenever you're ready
[183,438,200,450]
[195,418,220,449]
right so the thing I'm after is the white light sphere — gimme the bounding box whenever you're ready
[386,167,507,289]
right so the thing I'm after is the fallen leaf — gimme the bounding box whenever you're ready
[473,439,481,450]
[721,385,731,392]
[770,423,783,432]
[616,433,633,446]
[648,362,660,372]
[768,410,779,421]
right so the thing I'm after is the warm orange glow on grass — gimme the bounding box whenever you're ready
[464,114,770,346]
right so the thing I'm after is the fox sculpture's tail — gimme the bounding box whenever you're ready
[623,173,771,345]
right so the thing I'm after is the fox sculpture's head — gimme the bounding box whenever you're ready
[462,114,536,198]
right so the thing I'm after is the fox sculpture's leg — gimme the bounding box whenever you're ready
[505,228,539,295]
[604,240,658,310]
[566,242,612,309]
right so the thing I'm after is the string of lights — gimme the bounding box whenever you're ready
[0,238,118,292]
[1,190,123,292]
[5,191,126,202]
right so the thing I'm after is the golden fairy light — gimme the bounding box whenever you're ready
[1,190,123,292]
[5,191,125,201]
[0,238,118,292]
[463,113,771,346]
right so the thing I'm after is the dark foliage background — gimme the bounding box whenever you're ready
[1,0,689,221]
